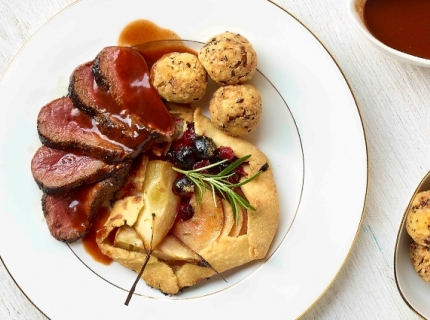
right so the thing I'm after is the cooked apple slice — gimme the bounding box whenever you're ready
[114,225,145,253]
[134,160,180,249]
[220,199,235,237]
[171,190,224,253]
[228,206,244,237]
[153,234,200,263]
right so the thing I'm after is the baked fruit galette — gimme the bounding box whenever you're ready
[97,108,279,295]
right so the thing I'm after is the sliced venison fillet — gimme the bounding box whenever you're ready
[92,46,176,135]
[68,61,119,116]
[34,46,182,244]
[31,145,130,195]
[37,97,135,163]
[68,61,160,151]
[42,164,129,243]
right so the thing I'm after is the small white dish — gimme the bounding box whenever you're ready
[347,0,430,67]
[394,171,430,319]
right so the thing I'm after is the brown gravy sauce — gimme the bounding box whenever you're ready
[363,0,430,59]
[83,19,194,263]
[118,19,181,47]
[82,206,113,265]
[119,19,197,68]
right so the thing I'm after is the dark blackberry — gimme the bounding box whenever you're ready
[193,136,217,159]
[174,145,197,169]
[172,175,195,197]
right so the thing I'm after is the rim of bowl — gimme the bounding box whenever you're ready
[346,0,430,67]
[393,170,430,319]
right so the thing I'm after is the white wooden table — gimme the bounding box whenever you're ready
[0,0,426,319]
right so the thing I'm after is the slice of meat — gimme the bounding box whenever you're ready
[42,164,129,243]
[92,46,176,135]
[37,97,135,163]
[68,61,119,116]
[31,145,131,195]
[68,61,159,151]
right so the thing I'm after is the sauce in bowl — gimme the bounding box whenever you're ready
[363,0,430,59]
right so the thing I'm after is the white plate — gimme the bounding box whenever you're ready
[0,0,367,319]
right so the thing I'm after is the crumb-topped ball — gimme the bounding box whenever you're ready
[209,83,262,137]
[198,31,257,85]
[410,240,430,282]
[150,52,208,103]
[406,190,430,246]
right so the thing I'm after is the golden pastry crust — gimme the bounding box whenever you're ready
[150,52,208,103]
[98,222,181,294]
[209,84,262,136]
[194,108,279,259]
[410,240,430,282]
[198,31,257,85]
[406,190,430,246]
[164,101,196,124]
[97,108,279,295]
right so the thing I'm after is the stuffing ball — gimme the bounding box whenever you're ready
[150,52,208,103]
[406,190,430,246]
[198,31,257,85]
[410,240,430,282]
[209,83,262,137]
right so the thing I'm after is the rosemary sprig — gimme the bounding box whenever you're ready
[172,155,267,224]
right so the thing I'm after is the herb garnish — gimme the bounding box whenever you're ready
[173,154,267,224]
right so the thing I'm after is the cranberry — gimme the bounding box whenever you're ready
[215,146,235,161]
[228,173,240,184]
[228,166,247,183]
[210,159,230,175]
[170,123,196,151]
[235,165,247,177]
[193,159,211,172]
[177,200,194,221]
[182,123,197,146]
